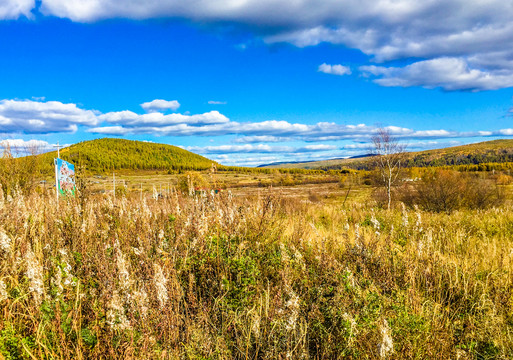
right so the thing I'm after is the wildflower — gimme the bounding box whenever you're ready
[0,279,8,301]
[107,291,131,330]
[133,289,149,318]
[0,184,4,208]
[280,243,290,263]
[0,230,11,253]
[378,319,394,358]
[116,251,130,290]
[52,267,63,297]
[153,264,168,309]
[402,213,408,227]
[62,262,76,287]
[417,240,424,256]
[344,268,356,288]
[343,312,358,346]
[415,211,423,232]
[371,216,380,230]
[285,291,300,331]
[355,224,361,241]
[25,249,44,305]
[251,313,261,339]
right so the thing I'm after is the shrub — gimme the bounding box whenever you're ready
[400,170,505,213]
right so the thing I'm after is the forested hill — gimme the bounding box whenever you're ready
[262,139,513,170]
[39,138,216,174]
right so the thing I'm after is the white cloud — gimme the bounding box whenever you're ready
[188,143,340,160]
[233,135,289,143]
[0,99,98,134]
[318,63,351,76]
[99,110,229,127]
[87,126,129,135]
[188,144,293,154]
[4,97,513,161]
[499,129,513,135]
[140,99,180,112]
[33,0,513,91]
[87,113,513,143]
[299,144,337,151]
[208,101,227,105]
[0,0,34,19]
[360,58,513,91]
[209,154,281,167]
[0,139,51,154]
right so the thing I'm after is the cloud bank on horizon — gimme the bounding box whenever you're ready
[4,0,513,91]
[1,97,513,166]
[2,98,511,140]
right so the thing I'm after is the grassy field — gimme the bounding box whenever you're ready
[64,170,345,196]
[1,176,513,359]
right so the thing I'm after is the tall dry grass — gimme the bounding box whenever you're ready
[0,187,512,359]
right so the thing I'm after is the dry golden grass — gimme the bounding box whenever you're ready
[0,186,512,359]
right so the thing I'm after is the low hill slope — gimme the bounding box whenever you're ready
[39,138,216,174]
[261,139,513,170]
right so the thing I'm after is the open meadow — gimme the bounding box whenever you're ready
[1,170,513,359]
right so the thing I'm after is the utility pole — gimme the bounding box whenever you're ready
[53,142,61,207]
[53,142,61,159]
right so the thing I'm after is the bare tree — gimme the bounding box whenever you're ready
[372,127,406,210]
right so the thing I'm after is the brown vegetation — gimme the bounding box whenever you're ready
[0,184,512,358]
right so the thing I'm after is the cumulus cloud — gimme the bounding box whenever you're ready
[30,0,513,91]
[318,63,351,76]
[0,99,98,134]
[209,154,282,167]
[0,0,34,19]
[3,97,513,162]
[208,101,227,105]
[299,144,338,151]
[140,99,180,112]
[0,139,52,154]
[188,144,293,154]
[360,58,513,91]
[87,115,513,143]
[499,129,513,136]
[99,110,229,127]
[233,135,289,143]
[188,143,338,155]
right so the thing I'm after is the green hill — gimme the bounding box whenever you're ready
[261,139,513,170]
[39,138,216,175]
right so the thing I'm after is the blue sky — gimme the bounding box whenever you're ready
[1,1,513,166]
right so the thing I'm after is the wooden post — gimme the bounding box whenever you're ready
[113,172,116,200]
[54,159,59,207]
[53,142,61,208]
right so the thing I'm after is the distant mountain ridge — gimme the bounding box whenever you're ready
[39,138,216,174]
[259,153,375,168]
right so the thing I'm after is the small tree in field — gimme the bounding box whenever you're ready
[372,128,406,210]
